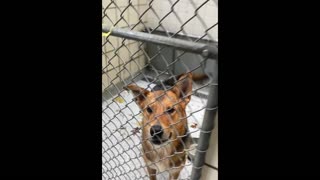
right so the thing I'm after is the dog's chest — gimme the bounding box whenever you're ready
[149,161,168,173]
[144,147,171,172]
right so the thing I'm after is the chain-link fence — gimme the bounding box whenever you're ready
[102,0,218,179]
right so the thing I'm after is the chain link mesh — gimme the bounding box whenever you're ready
[103,0,217,179]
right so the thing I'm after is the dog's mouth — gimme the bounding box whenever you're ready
[150,132,172,145]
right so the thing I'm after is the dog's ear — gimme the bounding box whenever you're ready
[124,84,150,106]
[171,73,193,105]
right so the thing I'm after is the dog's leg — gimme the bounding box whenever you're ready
[143,153,157,180]
[168,166,183,180]
[146,166,157,180]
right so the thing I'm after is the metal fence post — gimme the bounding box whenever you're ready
[190,82,218,180]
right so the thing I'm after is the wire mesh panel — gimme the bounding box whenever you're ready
[103,0,218,179]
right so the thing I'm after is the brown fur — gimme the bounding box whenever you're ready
[191,73,208,81]
[125,73,193,180]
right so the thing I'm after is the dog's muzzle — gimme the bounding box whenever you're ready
[150,125,172,145]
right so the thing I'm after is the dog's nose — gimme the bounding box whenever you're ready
[150,125,163,137]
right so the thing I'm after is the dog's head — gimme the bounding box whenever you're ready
[125,73,192,145]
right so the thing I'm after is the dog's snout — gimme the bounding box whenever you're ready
[150,125,163,137]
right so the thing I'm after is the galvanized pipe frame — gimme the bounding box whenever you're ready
[190,84,218,179]
[102,26,218,60]
[103,26,218,180]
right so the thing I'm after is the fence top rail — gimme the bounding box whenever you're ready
[102,26,218,60]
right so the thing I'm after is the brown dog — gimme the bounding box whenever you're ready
[125,73,194,180]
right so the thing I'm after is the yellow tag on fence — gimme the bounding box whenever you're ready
[102,26,114,37]
[114,96,125,103]
[102,32,111,37]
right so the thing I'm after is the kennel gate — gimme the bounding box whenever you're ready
[103,0,218,179]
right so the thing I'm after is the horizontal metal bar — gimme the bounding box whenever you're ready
[102,26,218,59]
[147,28,218,45]
[103,40,139,54]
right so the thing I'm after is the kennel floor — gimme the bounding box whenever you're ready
[103,80,208,180]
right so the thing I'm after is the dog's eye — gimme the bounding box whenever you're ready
[167,108,175,114]
[146,107,153,113]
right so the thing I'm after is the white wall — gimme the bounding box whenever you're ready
[102,0,148,91]
[146,0,218,41]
